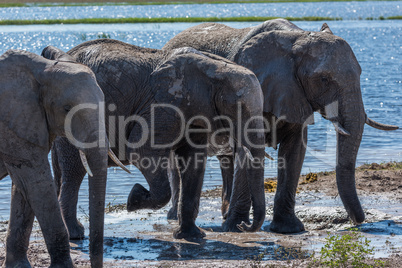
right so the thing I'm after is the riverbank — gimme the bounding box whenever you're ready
[0,16,340,26]
[2,1,400,24]
[0,162,401,267]
[2,16,402,25]
[1,0,400,8]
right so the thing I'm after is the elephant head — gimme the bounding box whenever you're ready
[235,26,398,224]
[150,48,266,232]
[0,49,111,267]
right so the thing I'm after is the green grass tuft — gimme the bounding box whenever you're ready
[0,0,400,8]
[0,4,26,7]
[0,16,343,25]
[1,15,400,25]
[388,16,402,20]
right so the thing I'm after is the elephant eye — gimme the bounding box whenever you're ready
[64,105,72,113]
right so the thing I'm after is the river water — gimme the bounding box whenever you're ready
[0,19,401,220]
[0,1,401,20]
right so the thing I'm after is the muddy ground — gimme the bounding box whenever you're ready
[0,162,401,267]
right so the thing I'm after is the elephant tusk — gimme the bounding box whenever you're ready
[325,102,350,135]
[108,149,131,174]
[332,121,351,136]
[365,115,399,131]
[242,145,273,161]
[242,145,255,161]
[264,152,274,160]
[79,150,93,177]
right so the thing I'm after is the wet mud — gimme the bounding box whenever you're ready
[0,163,401,267]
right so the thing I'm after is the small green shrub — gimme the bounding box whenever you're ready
[316,228,384,268]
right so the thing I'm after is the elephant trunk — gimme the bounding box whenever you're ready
[335,88,365,224]
[80,136,108,267]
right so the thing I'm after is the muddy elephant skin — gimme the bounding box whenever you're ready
[163,19,399,233]
[0,49,108,267]
[42,39,266,239]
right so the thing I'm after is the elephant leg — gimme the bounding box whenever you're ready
[222,150,251,232]
[4,183,34,267]
[127,115,179,211]
[173,137,207,239]
[5,158,73,267]
[270,124,306,233]
[127,147,172,211]
[217,155,234,218]
[167,152,180,221]
[53,137,87,240]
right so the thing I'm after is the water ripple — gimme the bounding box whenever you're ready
[0,1,401,21]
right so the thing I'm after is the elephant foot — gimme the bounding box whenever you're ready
[127,184,151,211]
[66,219,85,240]
[4,257,31,268]
[167,206,178,221]
[222,216,251,232]
[269,214,305,234]
[173,224,206,239]
[127,183,170,211]
[49,258,74,268]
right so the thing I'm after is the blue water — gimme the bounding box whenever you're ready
[0,20,401,220]
[0,1,401,20]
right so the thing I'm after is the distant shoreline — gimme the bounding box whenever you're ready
[0,0,400,8]
[0,16,401,25]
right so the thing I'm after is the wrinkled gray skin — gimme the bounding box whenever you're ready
[0,50,108,267]
[42,39,266,239]
[164,19,399,233]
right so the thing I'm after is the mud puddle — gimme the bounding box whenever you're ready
[63,191,402,266]
[0,193,400,267]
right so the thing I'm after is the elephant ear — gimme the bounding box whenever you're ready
[41,45,76,62]
[235,31,314,125]
[148,52,218,146]
[320,23,334,34]
[150,52,216,113]
[0,50,50,154]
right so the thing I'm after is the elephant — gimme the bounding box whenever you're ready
[41,39,267,239]
[163,19,399,233]
[0,49,125,267]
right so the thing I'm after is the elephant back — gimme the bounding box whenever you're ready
[163,22,250,60]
